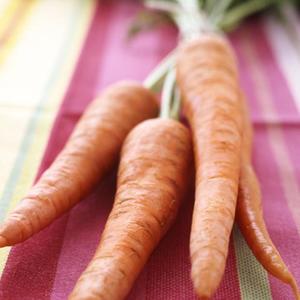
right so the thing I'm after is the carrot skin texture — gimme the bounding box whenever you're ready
[237,97,300,299]
[176,35,243,298]
[0,81,158,247]
[69,118,192,300]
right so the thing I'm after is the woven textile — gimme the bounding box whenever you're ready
[0,1,300,299]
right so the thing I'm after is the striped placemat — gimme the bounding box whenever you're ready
[0,1,299,299]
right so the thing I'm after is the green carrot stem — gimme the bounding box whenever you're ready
[143,50,176,92]
[145,0,180,15]
[209,0,234,25]
[160,69,176,119]
[220,0,275,29]
[170,87,181,120]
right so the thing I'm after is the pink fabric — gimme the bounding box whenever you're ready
[250,22,300,299]
[1,1,300,299]
[232,21,300,299]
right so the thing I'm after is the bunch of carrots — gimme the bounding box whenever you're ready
[1,0,300,299]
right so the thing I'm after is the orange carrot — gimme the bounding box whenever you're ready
[69,118,192,300]
[0,81,158,247]
[176,34,243,299]
[237,96,300,299]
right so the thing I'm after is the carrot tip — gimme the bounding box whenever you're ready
[289,277,300,300]
[0,236,8,248]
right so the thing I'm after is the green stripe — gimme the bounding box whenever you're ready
[233,226,272,300]
[233,25,273,300]
[0,0,85,220]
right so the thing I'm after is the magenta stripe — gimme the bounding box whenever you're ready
[0,2,108,299]
[94,1,177,90]
[232,22,300,299]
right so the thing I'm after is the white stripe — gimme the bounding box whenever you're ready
[0,0,81,108]
[263,5,300,113]
[0,0,11,16]
[0,0,83,195]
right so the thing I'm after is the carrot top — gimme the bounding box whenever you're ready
[134,0,299,110]
[130,0,297,39]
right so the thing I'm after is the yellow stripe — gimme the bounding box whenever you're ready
[0,0,39,201]
[0,0,20,37]
[0,0,13,17]
[0,0,38,274]
[0,0,38,273]
[0,0,37,65]
[0,0,97,276]
[6,0,96,214]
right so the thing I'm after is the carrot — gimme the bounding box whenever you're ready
[176,34,243,299]
[69,118,192,300]
[0,81,158,247]
[237,95,300,299]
